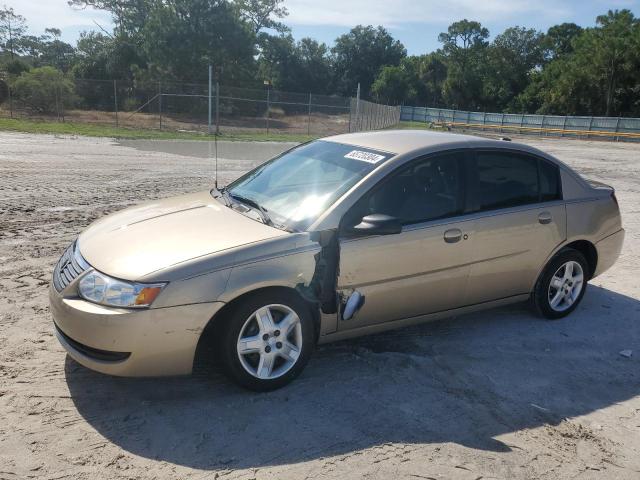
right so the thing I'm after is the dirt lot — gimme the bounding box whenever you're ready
[0,132,639,479]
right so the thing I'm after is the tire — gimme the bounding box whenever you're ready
[532,248,589,320]
[219,289,315,391]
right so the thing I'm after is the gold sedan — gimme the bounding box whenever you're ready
[50,131,624,390]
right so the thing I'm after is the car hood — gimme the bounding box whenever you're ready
[78,191,287,280]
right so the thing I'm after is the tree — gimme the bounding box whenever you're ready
[371,53,448,106]
[257,33,297,87]
[73,31,145,81]
[235,0,288,34]
[0,6,27,59]
[586,9,639,116]
[0,77,7,104]
[415,53,447,107]
[544,22,583,60]
[68,0,152,38]
[294,38,332,93]
[438,19,489,52]
[11,66,76,113]
[515,10,640,116]
[331,25,406,98]
[141,0,256,83]
[438,19,489,110]
[258,34,331,93]
[483,27,545,111]
[16,29,77,72]
[371,64,413,104]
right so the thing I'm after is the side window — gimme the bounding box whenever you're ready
[539,160,562,202]
[476,152,538,210]
[346,153,462,227]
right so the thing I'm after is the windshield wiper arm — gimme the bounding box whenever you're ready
[211,186,231,206]
[228,193,275,227]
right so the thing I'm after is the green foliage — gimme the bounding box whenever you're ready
[544,23,583,59]
[331,25,406,97]
[0,78,7,104]
[438,19,489,110]
[258,34,331,93]
[483,27,545,112]
[3,57,30,75]
[516,9,640,116]
[73,32,145,82]
[11,66,77,113]
[371,53,448,107]
[16,29,77,72]
[235,0,288,34]
[371,64,413,105]
[141,0,256,83]
[1,2,639,119]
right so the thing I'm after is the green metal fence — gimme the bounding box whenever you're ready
[401,106,640,142]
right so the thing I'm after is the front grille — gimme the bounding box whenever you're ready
[53,242,90,292]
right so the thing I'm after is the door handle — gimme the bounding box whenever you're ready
[444,228,463,243]
[538,211,552,225]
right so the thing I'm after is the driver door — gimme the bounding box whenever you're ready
[337,151,475,331]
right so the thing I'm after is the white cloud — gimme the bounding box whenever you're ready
[285,0,572,27]
[3,0,111,34]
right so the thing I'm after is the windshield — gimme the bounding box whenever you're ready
[222,140,394,230]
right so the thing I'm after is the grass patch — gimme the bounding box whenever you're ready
[393,121,434,130]
[0,117,318,143]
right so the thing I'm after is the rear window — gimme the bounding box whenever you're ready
[475,151,561,211]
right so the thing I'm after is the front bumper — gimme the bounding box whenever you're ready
[50,283,225,376]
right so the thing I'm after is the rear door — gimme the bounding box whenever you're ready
[464,149,567,305]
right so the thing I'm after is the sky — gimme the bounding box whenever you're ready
[3,0,640,55]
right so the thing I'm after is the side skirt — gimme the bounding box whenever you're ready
[317,294,530,344]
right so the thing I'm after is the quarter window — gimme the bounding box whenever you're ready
[475,151,561,211]
[539,159,562,202]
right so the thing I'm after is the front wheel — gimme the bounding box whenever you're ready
[532,248,588,320]
[219,290,315,391]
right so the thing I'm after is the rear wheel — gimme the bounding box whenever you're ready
[219,290,315,391]
[532,248,588,320]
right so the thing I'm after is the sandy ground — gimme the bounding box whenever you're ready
[0,132,639,480]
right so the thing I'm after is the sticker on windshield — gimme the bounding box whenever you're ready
[344,150,387,164]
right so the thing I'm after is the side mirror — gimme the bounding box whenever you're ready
[351,214,402,236]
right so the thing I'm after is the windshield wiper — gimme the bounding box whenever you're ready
[228,193,275,227]
[214,187,295,231]
[211,186,231,206]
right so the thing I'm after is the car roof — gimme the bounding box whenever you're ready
[323,129,520,156]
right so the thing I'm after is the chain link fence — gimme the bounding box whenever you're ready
[0,74,400,136]
[401,106,640,142]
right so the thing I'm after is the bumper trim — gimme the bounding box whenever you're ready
[54,322,131,362]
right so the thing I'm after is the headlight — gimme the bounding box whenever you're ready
[78,270,166,308]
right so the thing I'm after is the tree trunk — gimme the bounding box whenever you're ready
[605,57,616,117]
[8,17,14,59]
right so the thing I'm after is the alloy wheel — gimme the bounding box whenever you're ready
[236,304,303,380]
[548,260,584,312]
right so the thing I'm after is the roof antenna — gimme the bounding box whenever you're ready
[208,64,219,189]
[214,130,219,189]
